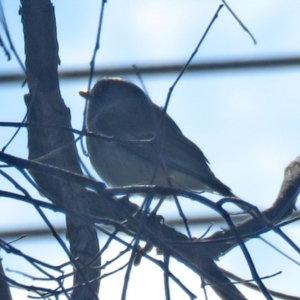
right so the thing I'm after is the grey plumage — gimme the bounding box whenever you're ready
[81,78,234,197]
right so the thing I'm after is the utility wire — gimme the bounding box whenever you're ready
[1,55,300,84]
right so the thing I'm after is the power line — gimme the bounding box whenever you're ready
[2,210,300,239]
[1,55,300,84]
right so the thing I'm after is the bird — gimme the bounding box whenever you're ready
[79,78,235,197]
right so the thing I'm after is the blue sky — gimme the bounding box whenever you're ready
[1,1,300,299]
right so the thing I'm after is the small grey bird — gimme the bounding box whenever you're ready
[80,78,234,197]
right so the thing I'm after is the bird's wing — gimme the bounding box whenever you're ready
[109,104,233,196]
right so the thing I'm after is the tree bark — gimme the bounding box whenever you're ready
[20,1,100,299]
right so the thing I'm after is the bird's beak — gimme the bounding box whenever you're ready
[79,90,91,99]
